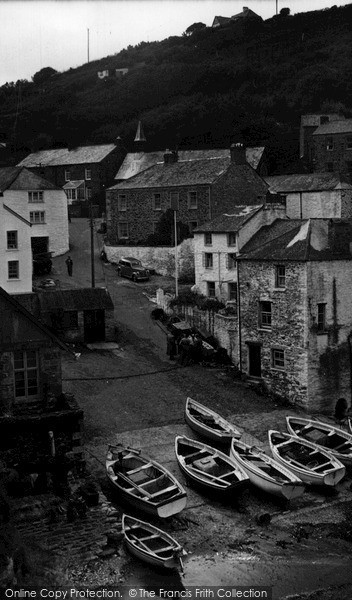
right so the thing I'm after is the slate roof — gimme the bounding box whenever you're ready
[110,159,268,196]
[300,114,342,127]
[194,205,263,233]
[63,180,85,189]
[115,147,265,180]
[239,218,352,262]
[212,16,232,26]
[18,144,117,168]
[265,173,351,192]
[37,288,114,312]
[231,7,261,20]
[0,167,59,191]
[313,119,352,136]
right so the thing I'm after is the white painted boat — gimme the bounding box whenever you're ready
[175,435,249,498]
[347,418,352,435]
[106,445,187,518]
[122,514,184,570]
[268,430,345,487]
[185,397,240,444]
[230,438,305,500]
[286,416,352,467]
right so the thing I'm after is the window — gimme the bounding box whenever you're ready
[259,301,272,329]
[13,350,39,398]
[346,137,352,150]
[30,211,45,224]
[28,191,44,203]
[227,253,236,269]
[66,189,77,200]
[317,303,327,332]
[8,261,19,279]
[86,188,92,200]
[275,265,286,288]
[272,348,285,370]
[169,191,179,210]
[189,221,198,235]
[204,253,213,269]
[188,191,198,209]
[153,194,161,210]
[326,138,334,151]
[118,194,127,211]
[204,232,212,245]
[227,232,236,247]
[326,162,334,172]
[228,282,237,301]
[118,222,129,239]
[85,168,91,180]
[64,170,71,181]
[7,231,18,250]
[207,282,215,298]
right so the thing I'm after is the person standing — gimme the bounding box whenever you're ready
[65,255,73,276]
[166,333,177,360]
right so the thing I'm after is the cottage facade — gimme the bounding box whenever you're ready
[238,218,352,413]
[265,173,352,219]
[107,144,268,245]
[299,113,343,166]
[0,201,32,294]
[312,119,352,175]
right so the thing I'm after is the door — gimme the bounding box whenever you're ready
[83,310,105,342]
[248,343,261,377]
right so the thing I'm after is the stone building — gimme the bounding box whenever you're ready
[237,218,352,413]
[265,173,352,219]
[106,143,268,245]
[0,287,83,470]
[312,119,352,175]
[0,198,33,294]
[299,113,343,168]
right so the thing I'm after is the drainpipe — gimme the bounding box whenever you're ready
[236,259,242,373]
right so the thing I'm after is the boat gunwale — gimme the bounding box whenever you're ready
[185,397,240,439]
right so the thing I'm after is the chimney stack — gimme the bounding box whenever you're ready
[230,143,247,165]
[163,149,178,165]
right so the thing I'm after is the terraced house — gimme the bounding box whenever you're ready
[106,144,268,245]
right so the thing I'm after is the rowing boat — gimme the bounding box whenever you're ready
[230,437,305,500]
[286,416,352,467]
[175,435,249,497]
[185,397,240,444]
[106,445,187,518]
[268,430,345,487]
[122,514,185,570]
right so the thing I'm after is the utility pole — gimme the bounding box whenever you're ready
[174,209,178,298]
[276,0,278,15]
[89,202,95,288]
[87,28,90,63]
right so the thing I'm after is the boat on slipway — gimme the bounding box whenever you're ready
[185,397,240,445]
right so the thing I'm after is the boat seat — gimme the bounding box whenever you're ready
[139,534,159,541]
[184,450,207,463]
[155,544,175,553]
[333,441,350,451]
[149,484,178,498]
[126,463,153,475]
[310,461,334,471]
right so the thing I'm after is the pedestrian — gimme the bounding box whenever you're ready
[65,255,73,276]
[178,334,190,366]
[334,397,350,426]
[166,333,177,360]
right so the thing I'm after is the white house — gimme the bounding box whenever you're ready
[0,201,32,294]
[193,199,286,302]
[0,167,69,257]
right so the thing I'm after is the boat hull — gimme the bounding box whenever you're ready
[185,397,240,445]
[122,515,182,570]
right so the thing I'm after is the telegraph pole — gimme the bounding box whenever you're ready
[276,0,278,15]
[174,209,178,298]
[89,202,95,288]
[87,28,90,63]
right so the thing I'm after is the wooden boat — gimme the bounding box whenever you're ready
[175,435,249,497]
[230,438,305,500]
[268,430,345,487]
[122,514,184,570]
[347,418,352,435]
[286,416,352,467]
[106,445,187,518]
[185,397,241,444]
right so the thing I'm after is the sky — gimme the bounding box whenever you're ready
[0,0,349,86]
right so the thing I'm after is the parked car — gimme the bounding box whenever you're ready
[33,252,52,276]
[116,257,150,281]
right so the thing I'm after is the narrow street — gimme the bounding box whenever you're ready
[42,219,352,599]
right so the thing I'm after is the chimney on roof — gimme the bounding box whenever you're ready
[164,149,178,165]
[243,7,249,11]
[230,143,247,165]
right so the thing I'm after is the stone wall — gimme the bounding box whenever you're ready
[313,131,352,173]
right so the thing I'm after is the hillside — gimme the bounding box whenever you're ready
[0,3,351,171]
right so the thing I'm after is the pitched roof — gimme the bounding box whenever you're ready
[115,147,265,180]
[313,119,352,136]
[265,173,351,192]
[212,16,232,26]
[0,166,59,191]
[18,144,117,168]
[37,287,114,312]
[239,218,352,262]
[300,114,342,127]
[3,204,32,225]
[110,158,268,195]
[231,7,261,20]
[194,205,263,233]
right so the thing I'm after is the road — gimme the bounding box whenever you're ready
[50,219,352,600]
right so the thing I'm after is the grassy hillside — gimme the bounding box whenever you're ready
[0,3,351,171]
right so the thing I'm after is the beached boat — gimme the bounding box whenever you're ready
[268,430,345,487]
[286,416,352,467]
[106,445,187,518]
[175,435,249,497]
[230,438,305,500]
[185,397,240,444]
[122,514,185,570]
[347,418,352,435]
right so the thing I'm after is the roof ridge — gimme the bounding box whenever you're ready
[239,220,304,257]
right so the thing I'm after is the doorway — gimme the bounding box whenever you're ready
[83,310,105,342]
[248,343,262,377]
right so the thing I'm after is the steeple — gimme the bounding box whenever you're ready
[134,121,146,151]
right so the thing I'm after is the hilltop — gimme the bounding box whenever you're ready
[0,3,351,171]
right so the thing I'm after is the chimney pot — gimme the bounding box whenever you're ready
[164,149,178,165]
[230,143,247,165]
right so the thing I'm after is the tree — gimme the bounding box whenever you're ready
[280,8,291,17]
[32,67,57,86]
[184,22,206,36]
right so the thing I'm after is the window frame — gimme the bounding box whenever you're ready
[118,222,129,239]
[317,303,327,333]
[207,281,216,298]
[118,194,127,212]
[13,350,39,399]
[259,301,272,330]
[228,282,237,301]
[169,191,179,211]
[271,348,285,371]
[188,190,198,209]
[153,193,161,211]
[29,211,45,224]
[28,191,44,203]
[64,170,71,182]
[204,232,212,246]
[227,253,237,270]
[227,232,236,247]
[8,260,19,279]
[326,138,334,151]
[275,265,286,288]
[85,168,92,180]
[7,230,18,250]
[204,252,213,269]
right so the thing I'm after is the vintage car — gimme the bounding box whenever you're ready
[117,257,150,281]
